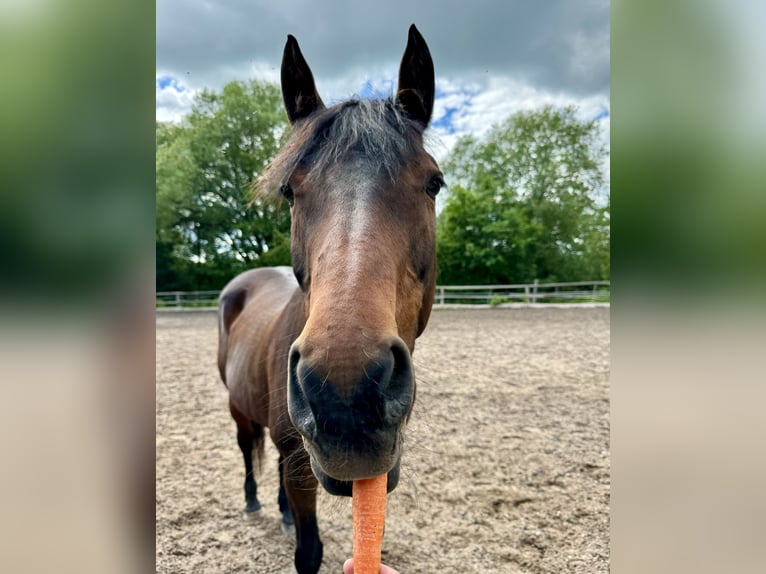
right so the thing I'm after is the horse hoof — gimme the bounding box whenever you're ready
[280,520,295,536]
[244,500,262,514]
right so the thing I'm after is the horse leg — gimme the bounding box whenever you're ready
[230,400,263,514]
[281,445,323,574]
[278,454,295,534]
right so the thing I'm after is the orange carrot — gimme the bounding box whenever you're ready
[352,474,388,574]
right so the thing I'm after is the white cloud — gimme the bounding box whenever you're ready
[426,76,610,165]
[154,68,611,187]
[156,74,197,123]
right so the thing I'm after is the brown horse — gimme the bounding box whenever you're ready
[217,25,442,574]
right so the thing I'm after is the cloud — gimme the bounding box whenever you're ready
[157,1,609,96]
[357,77,396,101]
[155,75,197,123]
[431,81,481,134]
[425,76,610,164]
[156,75,185,92]
[156,1,609,166]
[594,108,610,121]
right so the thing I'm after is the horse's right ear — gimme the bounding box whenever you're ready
[281,35,325,124]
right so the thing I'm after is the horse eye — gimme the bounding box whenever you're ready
[425,175,444,199]
[280,184,295,207]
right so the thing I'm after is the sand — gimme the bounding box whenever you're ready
[156,307,609,573]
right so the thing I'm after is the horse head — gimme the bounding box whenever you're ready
[260,25,441,495]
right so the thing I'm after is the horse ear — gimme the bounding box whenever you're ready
[396,24,435,127]
[281,35,325,124]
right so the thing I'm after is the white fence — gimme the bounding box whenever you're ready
[157,280,609,309]
[156,290,220,308]
[434,280,610,304]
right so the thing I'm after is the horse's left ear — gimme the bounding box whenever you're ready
[281,35,325,124]
[396,24,435,128]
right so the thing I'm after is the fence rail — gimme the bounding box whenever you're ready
[157,280,609,309]
[156,290,220,308]
[435,280,610,304]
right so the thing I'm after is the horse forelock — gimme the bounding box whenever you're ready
[254,98,424,200]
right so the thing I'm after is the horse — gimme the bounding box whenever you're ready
[217,25,441,574]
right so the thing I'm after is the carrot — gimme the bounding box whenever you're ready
[352,474,388,574]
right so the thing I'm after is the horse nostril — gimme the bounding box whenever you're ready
[287,344,317,438]
[381,339,415,426]
[289,345,301,376]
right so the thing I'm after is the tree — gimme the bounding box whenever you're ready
[156,80,291,290]
[437,106,609,284]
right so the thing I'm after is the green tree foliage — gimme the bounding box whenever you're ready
[437,106,609,284]
[156,80,290,290]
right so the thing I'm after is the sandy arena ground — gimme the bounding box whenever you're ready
[156,307,610,573]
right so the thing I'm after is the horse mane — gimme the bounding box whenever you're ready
[253,98,424,200]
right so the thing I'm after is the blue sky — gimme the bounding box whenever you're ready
[156,75,186,92]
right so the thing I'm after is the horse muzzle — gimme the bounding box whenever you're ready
[286,336,414,493]
[310,454,402,497]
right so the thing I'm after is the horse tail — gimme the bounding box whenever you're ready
[229,398,266,476]
[217,285,248,386]
[251,422,266,476]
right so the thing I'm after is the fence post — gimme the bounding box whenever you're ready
[439,287,445,305]
[524,285,530,303]
[592,283,597,302]
[533,279,539,303]
[174,292,181,307]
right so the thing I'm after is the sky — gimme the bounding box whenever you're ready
[156,0,610,165]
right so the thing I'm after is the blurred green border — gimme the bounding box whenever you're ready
[612,0,765,305]
[0,1,155,309]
